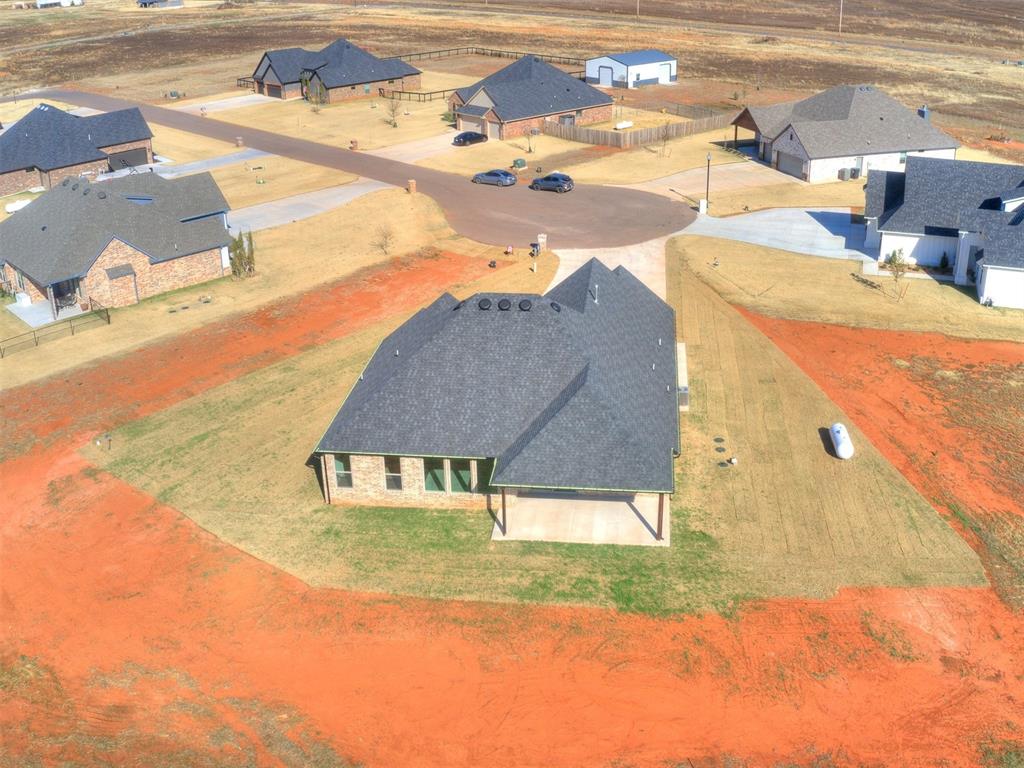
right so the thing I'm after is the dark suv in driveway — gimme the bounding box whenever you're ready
[452,131,488,146]
[529,172,574,193]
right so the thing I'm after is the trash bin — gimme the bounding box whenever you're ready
[512,158,527,170]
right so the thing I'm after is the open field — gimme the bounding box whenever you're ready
[213,91,454,150]
[0,189,455,389]
[2,1,1020,159]
[586,105,691,132]
[149,123,238,162]
[745,313,1024,608]
[87,234,984,613]
[676,235,1024,342]
[206,155,357,208]
[0,97,75,123]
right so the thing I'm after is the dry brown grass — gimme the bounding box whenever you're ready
[207,156,357,209]
[0,98,75,124]
[675,235,1024,342]
[708,178,866,216]
[150,124,239,163]
[0,189,455,389]
[212,93,453,151]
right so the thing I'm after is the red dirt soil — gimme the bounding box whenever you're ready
[2,264,1023,766]
[740,310,1024,608]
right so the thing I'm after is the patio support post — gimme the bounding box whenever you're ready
[501,488,507,535]
[656,493,664,540]
[46,285,56,321]
[733,124,738,149]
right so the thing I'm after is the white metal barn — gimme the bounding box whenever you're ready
[585,50,677,89]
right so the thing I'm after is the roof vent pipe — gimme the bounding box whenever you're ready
[589,284,599,304]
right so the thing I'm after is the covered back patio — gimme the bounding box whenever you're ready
[490,489,670,547]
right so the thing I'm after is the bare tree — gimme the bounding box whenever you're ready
[385,98,401,128]
[373,224,395,256]
[659,121,672,158]
[887,247,909,302]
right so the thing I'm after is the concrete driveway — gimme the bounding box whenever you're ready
[683,207,869,260]
[366,130,458,163]
[35,89,695,248]
[172,93,277,115]
[552,234,674,298]
[226,179,391,232]
[625,158,802,202]
[492,492,670,547]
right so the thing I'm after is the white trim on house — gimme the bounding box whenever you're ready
[978,265,1024,309]
[584,55,677,89]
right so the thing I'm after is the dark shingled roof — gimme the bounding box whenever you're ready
[454,56,612,123]
[316,259,679,493]
[867,156,1024,269]
[0,173,230,286]
[738,85,958,159]
[254,38,419,87]
[0,103,152,174]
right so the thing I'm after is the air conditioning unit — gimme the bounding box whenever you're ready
[838,167,851,181]
[850,167,861,180]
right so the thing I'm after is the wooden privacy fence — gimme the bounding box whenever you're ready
[385,47,586,67]
[0,299,111,358]
[541,111,738,149]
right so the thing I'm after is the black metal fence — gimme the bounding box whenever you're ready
[378,87,460,102]
[236,76,255,91]
[0,299,111,358]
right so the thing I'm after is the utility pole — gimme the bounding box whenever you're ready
[705,152,711,205]
[839,0,844,36]
[636,0,639,19]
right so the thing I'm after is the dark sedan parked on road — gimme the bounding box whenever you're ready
[472,169,517,186]
[529,173,574,193]
[452,131,488,146]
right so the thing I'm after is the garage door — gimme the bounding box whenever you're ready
[107,147,148,171]
[776,152,805,179]
[598,65,613,86]
[266,84,282,99]
[486,121,500,140]
[459,115,485,134]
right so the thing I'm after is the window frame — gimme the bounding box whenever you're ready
[384,455,403,491]
[449,459,472,494]
[423,457,446,493]
[334,454,353,488]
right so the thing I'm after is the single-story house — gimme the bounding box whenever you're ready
[314,258,680,536]
[0,173,231,322]
[36,0,83,7]
[449,55,613,140]
[0,103,153,197]
[732,85,958,183]
[865,155,1024,309]
[585,50,677,88]
[251,38,421,102]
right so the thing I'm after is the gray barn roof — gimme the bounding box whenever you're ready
[0,103,152,174]
[255,38,419,87]
[455,56,612,123]
[0,173,230,286]
[316,259,679,493]
[602,49,674,66]
[867,156,1024,269]
[738,85,958,159]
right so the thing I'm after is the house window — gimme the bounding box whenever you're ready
[363,84,371,94]
[899,151,908,165]
[449,459,472,494]
[384,456,402,491]
[477,458,496,494]
[15,270,25,291]
[576,109,583,118]
[424,458,446,492]
[334,454,353,488]
[388,79,395,84]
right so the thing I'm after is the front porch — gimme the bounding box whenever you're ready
[6,295,86,329]
[491,490,670,547]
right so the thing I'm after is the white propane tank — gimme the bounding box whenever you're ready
[829,423,855,460]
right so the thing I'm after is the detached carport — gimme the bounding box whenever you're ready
[491,490,670,547]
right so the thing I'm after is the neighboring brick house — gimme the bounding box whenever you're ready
[448,56,613,140]
[732,85,958,183]
[0,173,230,322]
[251,38,420,103]
[314,259,680,538]
[0,103,153,196]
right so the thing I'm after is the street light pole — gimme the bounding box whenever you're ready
[838,0,844,36]
[705,152,712,207]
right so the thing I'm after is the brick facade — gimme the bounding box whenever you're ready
[448,96,613,141]
[0,138,153,197]
[80,239,226,308]
[322,453,505,510]
[257,81,304,100]
[314,74,421,104]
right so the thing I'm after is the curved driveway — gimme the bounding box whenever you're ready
[36,89,695,248]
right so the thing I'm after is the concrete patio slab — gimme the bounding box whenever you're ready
[225,178,391,232]
[683,207,870,260]
[6,300,84,329]
[492,492,670,547]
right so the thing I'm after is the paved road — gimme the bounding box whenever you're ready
[624,159,802,202]
[35,89,695,248]
[226,179,391,233]
[683,207,870,260]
